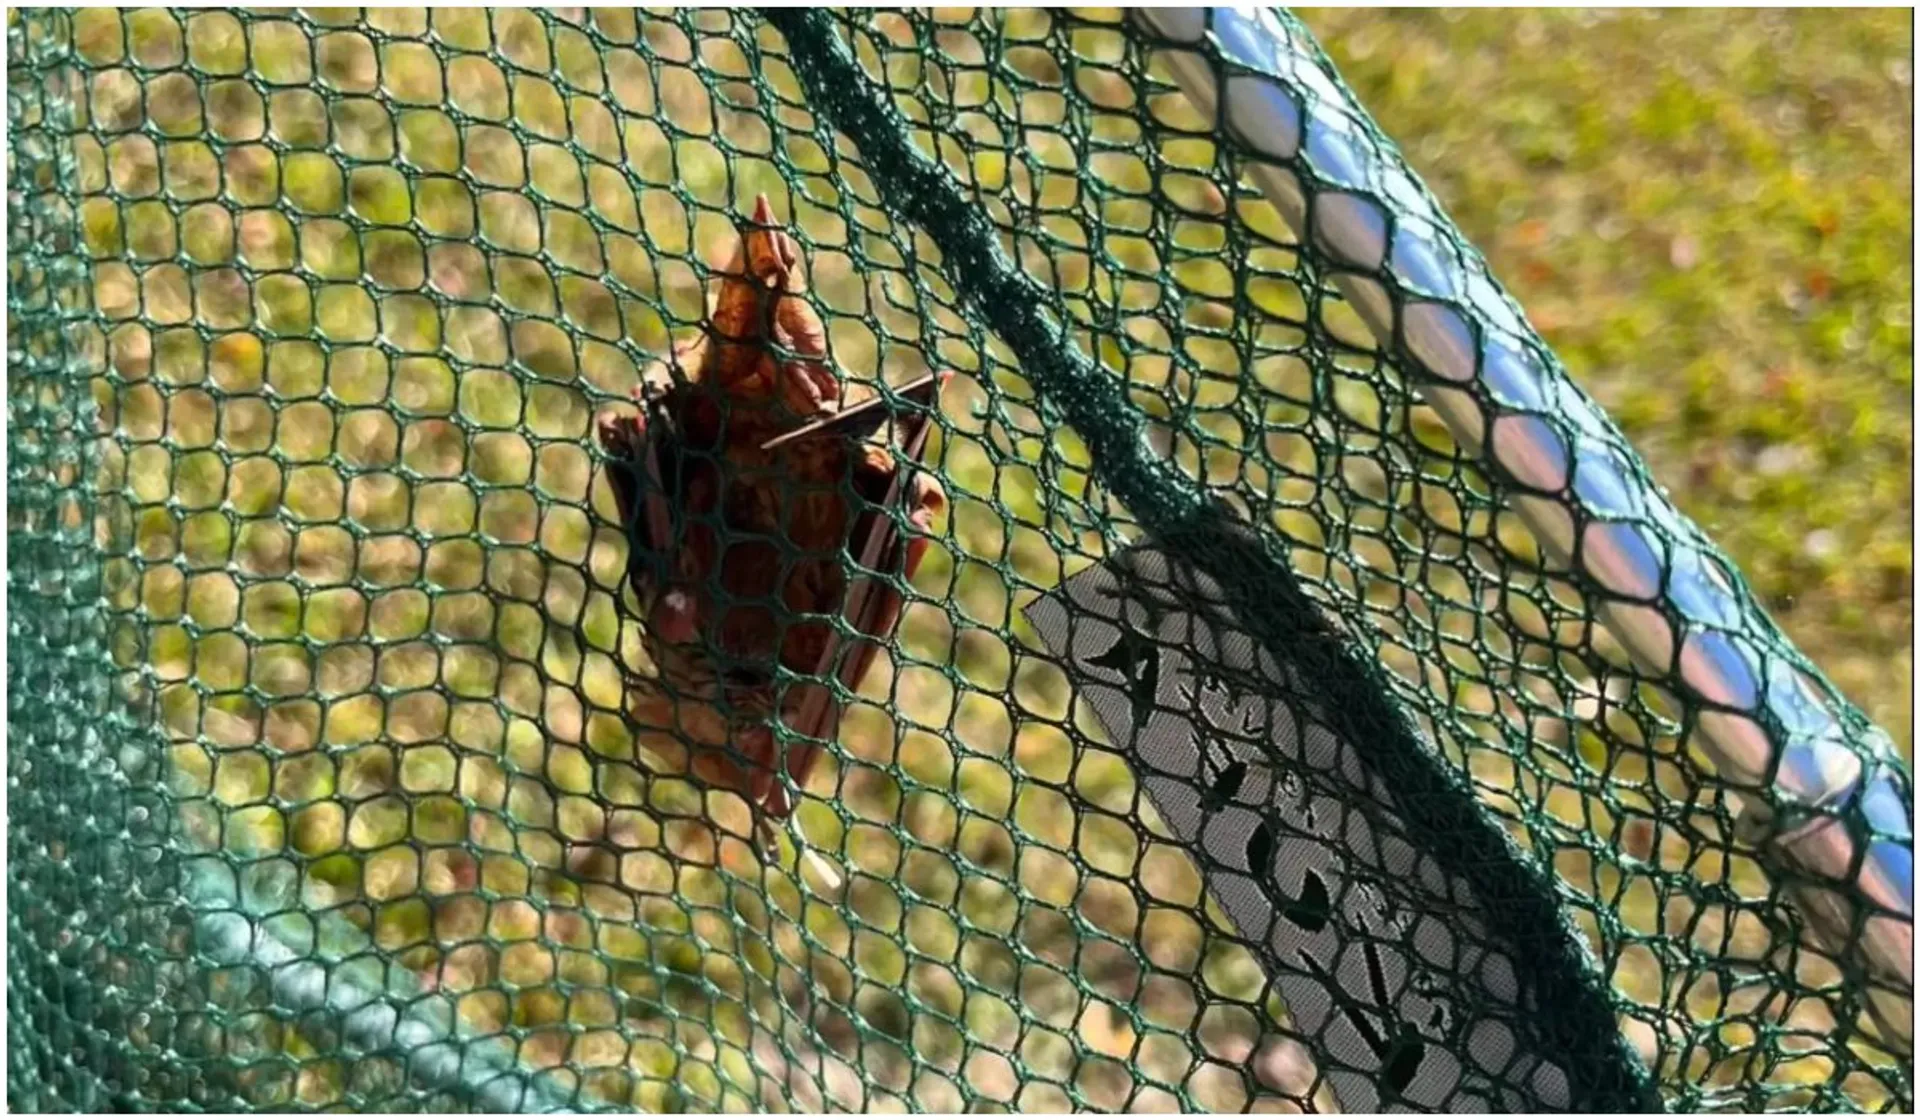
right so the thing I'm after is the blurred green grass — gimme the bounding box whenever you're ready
[56,8,1291,1111]
[22,5,1909,1113]
[1300,7,1915,759]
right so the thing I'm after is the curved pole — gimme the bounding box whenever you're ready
[1125,6,1913,1053]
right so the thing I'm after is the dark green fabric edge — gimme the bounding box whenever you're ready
[761,7,1662,1112]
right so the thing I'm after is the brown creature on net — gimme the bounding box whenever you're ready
[597,193,948,867]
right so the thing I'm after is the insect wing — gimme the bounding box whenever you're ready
[638,399,677,552]
[601,397,679,591]
[781,410,937,786]
[759,371,945,452]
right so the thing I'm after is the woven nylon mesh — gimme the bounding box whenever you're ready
[7,6,1909,1113]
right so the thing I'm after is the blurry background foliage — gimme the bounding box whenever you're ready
[1300,7,1914,758]
[11,4,1912,1114]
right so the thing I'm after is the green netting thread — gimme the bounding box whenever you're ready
[10,13,132,1109]
[6,6,1911,1114]
[765,8,1659,1111]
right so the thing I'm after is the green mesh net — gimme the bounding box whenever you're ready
[8,7,1912,1114]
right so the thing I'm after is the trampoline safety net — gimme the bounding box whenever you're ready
[7,6,1912,1113]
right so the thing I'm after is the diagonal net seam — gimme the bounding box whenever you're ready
[4,5,1910,1114]
[765,6,1909,1110]
[1136,7,1911,1053]
[1118,3,1912,1089]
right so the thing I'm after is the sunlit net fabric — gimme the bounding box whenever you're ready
[7,7,1910,1113]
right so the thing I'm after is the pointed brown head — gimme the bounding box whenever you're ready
[742,193,805,295]
[699,193,840,419]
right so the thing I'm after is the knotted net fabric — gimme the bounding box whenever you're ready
[8,7,1909,1112]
